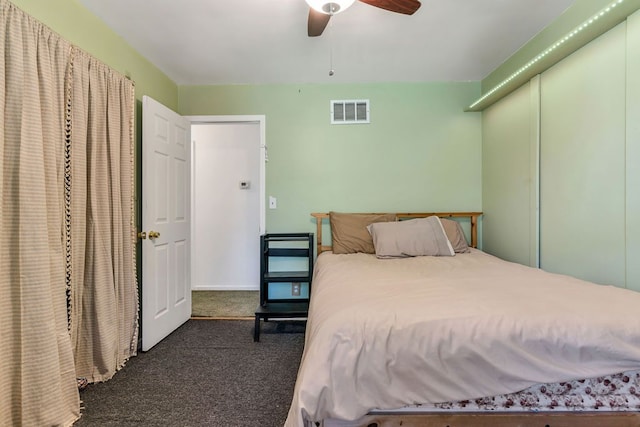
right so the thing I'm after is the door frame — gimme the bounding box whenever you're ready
[186,115,267,290]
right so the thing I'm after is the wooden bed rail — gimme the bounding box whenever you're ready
[311,212,483,255]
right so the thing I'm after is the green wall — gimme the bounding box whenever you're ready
[179,83,482,236]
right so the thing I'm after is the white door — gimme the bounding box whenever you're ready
[142,96,191,351]
[191,122,262,290]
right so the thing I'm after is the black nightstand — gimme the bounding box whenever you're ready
[254,233,314,342]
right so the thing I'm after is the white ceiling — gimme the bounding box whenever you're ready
[78,0,575,86]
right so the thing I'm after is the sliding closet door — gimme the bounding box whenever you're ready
[482,81,538,267]
[627,11,640,292]
[540,23,626,286]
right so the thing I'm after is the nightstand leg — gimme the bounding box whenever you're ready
[254,314,260,342]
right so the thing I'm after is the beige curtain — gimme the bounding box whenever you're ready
[0,2,80,425]
[68,49,138,382]
[0,1,138,424]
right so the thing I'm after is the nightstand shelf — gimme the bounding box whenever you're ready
[254,233,314,342]
[263,270,311,282]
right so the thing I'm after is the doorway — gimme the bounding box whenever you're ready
[188,116,266,293]
[141,98,266,348]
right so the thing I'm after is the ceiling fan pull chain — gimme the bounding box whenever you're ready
[328,20,335,76]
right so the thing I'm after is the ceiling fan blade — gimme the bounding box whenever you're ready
[308,8,331,37]
[358,0,421,15]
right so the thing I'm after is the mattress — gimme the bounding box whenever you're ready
[284,250,640,427]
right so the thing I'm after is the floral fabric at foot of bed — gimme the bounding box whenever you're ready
[427,370,640,412]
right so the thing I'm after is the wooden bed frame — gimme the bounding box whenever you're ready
[311,212,482,255]
[307,212,640,427]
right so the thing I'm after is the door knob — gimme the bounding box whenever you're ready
[137,231,147,240]
[148,231,161,239]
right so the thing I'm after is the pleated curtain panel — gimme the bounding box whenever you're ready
[0,1,138,425]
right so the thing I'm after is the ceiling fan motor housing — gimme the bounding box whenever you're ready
[306,0,421,37]
[306,0,356,15]
[324,3,339,14]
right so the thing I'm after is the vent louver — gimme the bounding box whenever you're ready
[330,99,370,124]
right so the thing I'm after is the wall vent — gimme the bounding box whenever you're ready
[330,99,370,124]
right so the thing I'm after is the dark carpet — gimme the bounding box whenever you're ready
[74,319,306,427]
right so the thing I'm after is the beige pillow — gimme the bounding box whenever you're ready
[330,212,397,254]
[440,218,470,253]
[367,216,455,258]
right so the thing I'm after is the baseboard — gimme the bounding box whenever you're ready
[192,284,259,291]
[191,316,254,320]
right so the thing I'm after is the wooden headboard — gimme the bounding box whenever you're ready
[311,212,483,255]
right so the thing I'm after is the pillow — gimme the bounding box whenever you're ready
[367,216,455,258]
[440,218,471,253]
[330,212,397,254]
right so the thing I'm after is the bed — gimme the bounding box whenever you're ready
[284,212,640,427]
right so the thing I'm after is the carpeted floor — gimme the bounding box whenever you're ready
[74,319,305,427]
[191,290,259,318]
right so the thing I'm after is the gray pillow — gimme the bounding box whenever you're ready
[367,216,455,258]
[440,218,470,253]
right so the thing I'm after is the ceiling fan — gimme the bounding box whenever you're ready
[306,0,421,37]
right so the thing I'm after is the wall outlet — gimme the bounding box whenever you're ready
[291,282,301,296]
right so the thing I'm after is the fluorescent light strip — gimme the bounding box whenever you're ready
[468,0,626,110]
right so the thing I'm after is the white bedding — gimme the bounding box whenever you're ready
[284,249,640,427]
